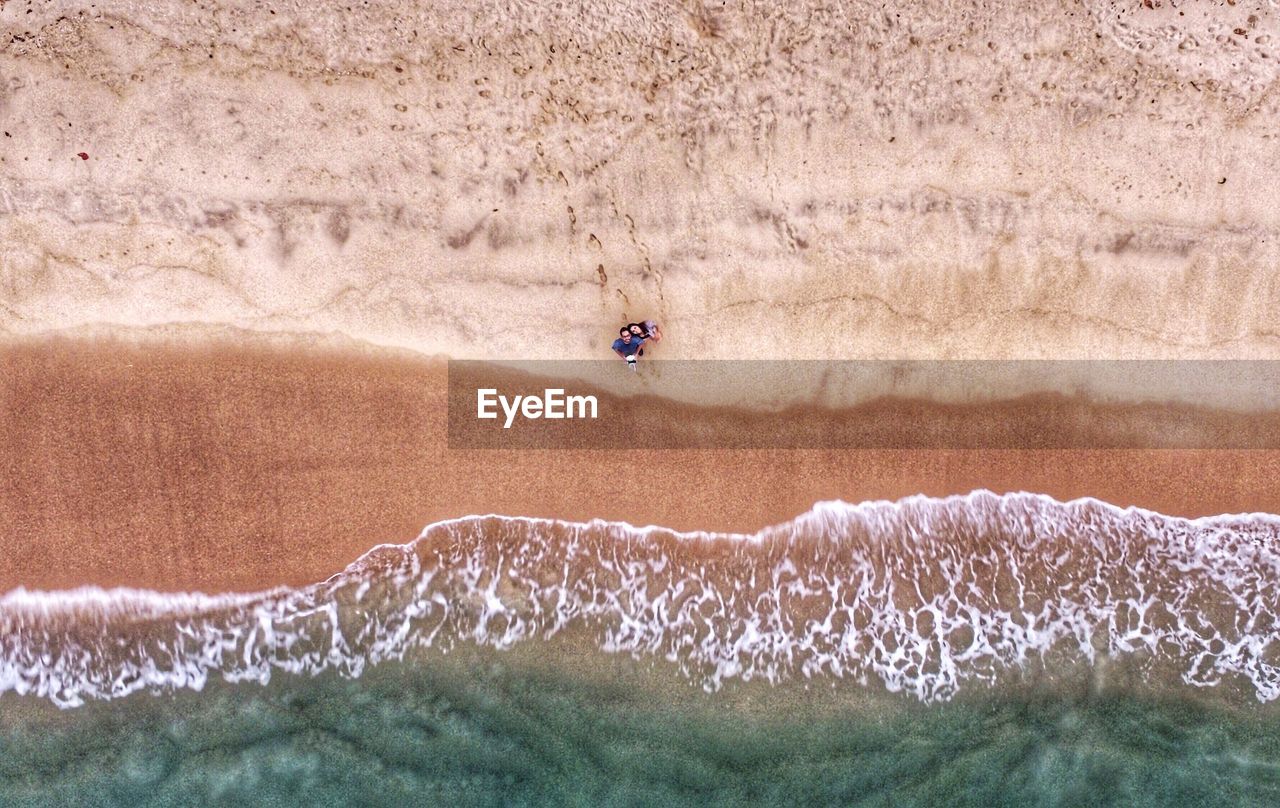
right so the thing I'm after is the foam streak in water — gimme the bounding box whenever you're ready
[2,491,1279,708]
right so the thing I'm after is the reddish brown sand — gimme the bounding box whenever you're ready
[3,334,1279,594]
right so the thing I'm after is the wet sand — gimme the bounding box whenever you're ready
[4,331,1280,594]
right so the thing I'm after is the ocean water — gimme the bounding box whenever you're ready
[3,491,1280,805]
[3,655,1280,807]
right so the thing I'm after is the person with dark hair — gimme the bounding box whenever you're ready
[624,323,648,358]
[627,320,662,342]
[612,326,644,370]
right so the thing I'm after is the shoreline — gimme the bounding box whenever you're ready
[4,331,1280,594]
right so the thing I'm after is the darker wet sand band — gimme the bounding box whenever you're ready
[447,360,1280,449]
[3,333,1279,593]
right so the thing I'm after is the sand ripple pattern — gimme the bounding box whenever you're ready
[2,491,1279,708]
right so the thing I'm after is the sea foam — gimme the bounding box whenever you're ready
[2,491,1278,708]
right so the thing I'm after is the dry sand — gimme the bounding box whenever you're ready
[4,331,1279,594]
[2,1,1279,359]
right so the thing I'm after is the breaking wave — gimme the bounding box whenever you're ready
[3,491,1279,708]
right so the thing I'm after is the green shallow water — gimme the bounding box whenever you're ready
[2,656,1279,807]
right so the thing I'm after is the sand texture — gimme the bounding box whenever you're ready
[1,1,1279,358]
[3,332,1280,593]
[4,2,1280,592]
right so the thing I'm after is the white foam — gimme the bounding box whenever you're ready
[2,490,1279,708]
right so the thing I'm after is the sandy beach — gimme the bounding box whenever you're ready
[4,330,1279,594]
[3,1,1280,363]
[4,0,1279,593]
[5,1,1280,802]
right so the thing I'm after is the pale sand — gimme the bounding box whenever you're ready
[2,1,1280,359]
[4,332,1279,594]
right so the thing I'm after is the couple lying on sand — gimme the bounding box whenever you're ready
[611,320,662,369]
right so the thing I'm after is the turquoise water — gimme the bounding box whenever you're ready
[3,656,1279,807]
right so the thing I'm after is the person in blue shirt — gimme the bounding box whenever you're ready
[612,326,644,368]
